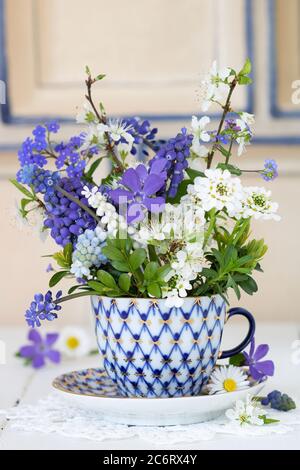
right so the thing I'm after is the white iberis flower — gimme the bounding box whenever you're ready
[188,169,243,216]
[226,395,264,426]
[201,60,231,111]
[240,187,280,221]
[190,115,210,157]
[171,242,205,280]
[207,365,249,394]
[82,186,129,236]
[57,327,92,358]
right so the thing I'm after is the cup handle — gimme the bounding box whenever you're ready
[219,307,256,359]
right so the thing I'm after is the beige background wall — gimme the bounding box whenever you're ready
[0,0,300,324]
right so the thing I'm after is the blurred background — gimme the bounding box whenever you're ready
[0,0,299,325]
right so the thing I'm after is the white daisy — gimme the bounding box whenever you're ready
[207,365,249,394]
[240,187,280,221]
[226,395,264,426]
[57,327,92,358]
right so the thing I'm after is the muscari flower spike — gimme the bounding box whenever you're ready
[25,291,62,328]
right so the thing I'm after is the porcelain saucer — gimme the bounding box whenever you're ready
[52,367,266,426]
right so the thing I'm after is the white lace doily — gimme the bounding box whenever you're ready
[1,393,300,447]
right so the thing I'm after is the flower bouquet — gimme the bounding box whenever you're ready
[12,59,280,398]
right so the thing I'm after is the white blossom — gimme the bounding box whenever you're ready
[190,115,211,158]
[239,187,280,221]
[187,169,244,216]
[201,60,231,111]
[226,395,265,426]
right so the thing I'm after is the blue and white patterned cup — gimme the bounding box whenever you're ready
[91,295,255,398]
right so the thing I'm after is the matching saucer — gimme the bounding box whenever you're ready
[52,368,266,426]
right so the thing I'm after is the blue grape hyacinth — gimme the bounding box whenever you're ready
[25,291,62,328]
[44,177,97,247]
[17,164,60,195]
[261,390,296,411]
[149,128,193,198]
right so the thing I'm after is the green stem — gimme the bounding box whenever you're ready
[54,291,97,304]
[225,138,234,165]
[204,209,216,247]
[54,185,100,222]
[207,77,238,169]
[85,76,125,172]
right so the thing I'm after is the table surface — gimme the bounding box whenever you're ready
[1,323,300,450]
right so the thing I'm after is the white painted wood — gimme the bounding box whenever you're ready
[0,324,299,449]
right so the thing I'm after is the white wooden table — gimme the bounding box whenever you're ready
[1,323,300,450]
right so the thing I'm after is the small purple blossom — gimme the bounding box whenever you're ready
[46,121,60,133]
[261,159,278,182]
[109,163,167,223]
[19,329,61,369]
[243,338,275,380]
[225,119,241,132]
[46,263,54,273]
[25,291,62,328]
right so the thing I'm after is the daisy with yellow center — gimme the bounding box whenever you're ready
[207,365,249,395]
[57,327,91,358]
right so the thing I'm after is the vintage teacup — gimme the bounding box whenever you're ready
[91,295,255,398]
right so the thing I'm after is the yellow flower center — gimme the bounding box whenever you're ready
[66,336,80,350]
[223,378,237,392]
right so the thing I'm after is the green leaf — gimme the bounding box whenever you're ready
[147,283,161,298]
[129,249,147,271]
[167,179,191,204]
[239,58,252,76]
[97,270,118,289]
[102,245,125,262]
[68,285,82,295]
[85,157,104,180]
[111,260,130,272]
[118,273,131,292]
[10,179,34,199]
[63,243,73,265]
[87,280,105,293]
[95,74,106,81]
[20,198,33,211]
[49,271,69,288]
[238,76,252,85]
[258,415,280,425]
[229,353,246,366]
[239,275,258,295]
[144,262,158,281]
[157,264,172,282]
[217,163,242,176]
[185,168,205,180]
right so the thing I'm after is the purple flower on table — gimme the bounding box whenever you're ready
[19,329,61,369]
[25,291,62,328]
[109,163,167,224]
[261,159,278,182]
[243,338,275,380]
